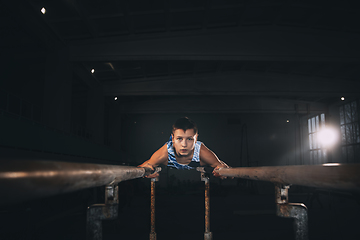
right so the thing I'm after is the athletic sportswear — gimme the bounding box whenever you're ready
[166,135,201,170]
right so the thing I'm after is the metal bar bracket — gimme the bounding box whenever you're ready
[275,184,308,240]
[86,184,119,240]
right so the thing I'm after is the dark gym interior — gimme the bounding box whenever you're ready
[1,1,360,239]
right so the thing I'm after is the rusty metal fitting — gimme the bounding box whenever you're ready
[204,232,213,240]
[275,184,290,204]
[201,172,210,182]
[276,203,308,240]
[87,184,120,240]
[275,184,308,240]
[151,176,159,182]
[87,204,119,240]
[105,184,119,205]
[149,232,157,240]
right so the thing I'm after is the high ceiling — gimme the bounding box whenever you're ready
[2,0,360,113]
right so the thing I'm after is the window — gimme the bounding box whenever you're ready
[308,113,327,164]
[339,100,360,163]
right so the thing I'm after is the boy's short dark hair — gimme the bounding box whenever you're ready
[172,117,198,135]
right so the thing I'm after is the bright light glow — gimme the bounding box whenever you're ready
[286,119,290,123]
[41,7,46,14]
[114,96,117,101]
[341,96,345,101]
[317,128,338,147]
[91,69,95,74]
[322,163,340,166]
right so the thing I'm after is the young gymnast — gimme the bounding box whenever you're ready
[138,117,230,178]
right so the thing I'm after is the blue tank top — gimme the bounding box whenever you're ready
[166,135,201,170]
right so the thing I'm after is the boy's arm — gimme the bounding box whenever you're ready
[199,143,230,178]
[138,144,168,178]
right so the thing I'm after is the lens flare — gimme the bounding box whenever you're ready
[317,128,338,147]
[322,163,340,166]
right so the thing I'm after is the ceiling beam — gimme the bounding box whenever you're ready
[113,96,328,114]
[119,1,134,35]
[69,30,360,62]
[70,0,97,38]
[102,72,360,97]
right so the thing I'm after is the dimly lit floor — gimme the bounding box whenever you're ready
[103,187,360,240]
[1,182,360,240]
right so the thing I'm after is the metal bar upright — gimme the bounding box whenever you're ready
[150,177,158,240]
[275,184,308,240]
[86,184,119,240]
[201,173,212,240]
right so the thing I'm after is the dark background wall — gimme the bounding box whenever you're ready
[1,2,360,239]
[118,113,299,167]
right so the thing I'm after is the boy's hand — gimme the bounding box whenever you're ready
[138,162,159,178]
[145,172,159,178]
[212,165,232,179]
[212,165,225,179]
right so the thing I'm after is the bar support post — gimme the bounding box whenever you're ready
[201,173,213,240]
[275,184,308,240]
[150,177,158,240]
[86,184,119,240]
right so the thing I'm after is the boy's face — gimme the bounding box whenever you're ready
[172,128,197,157]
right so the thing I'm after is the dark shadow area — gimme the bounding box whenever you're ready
[1,178,359,240]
